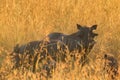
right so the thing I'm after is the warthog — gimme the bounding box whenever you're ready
[12,24,98,77]
[104,54,118,80]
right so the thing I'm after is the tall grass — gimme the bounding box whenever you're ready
[0,0,120,80]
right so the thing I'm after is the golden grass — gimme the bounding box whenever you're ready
[0,0,120,80]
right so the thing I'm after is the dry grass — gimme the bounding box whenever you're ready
[0,0,120,80]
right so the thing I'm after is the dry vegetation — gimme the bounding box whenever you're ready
[0,0,120,80]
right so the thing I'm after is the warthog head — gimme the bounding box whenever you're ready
[76,24,98,52]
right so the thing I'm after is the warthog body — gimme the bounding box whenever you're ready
[104,54,118,80]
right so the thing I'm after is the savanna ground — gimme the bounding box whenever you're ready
[0,0,120,80]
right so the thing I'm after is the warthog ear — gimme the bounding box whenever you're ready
[77,24,82,29]
[91,25,97,30]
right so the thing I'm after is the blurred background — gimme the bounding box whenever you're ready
[0,0,120,57]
